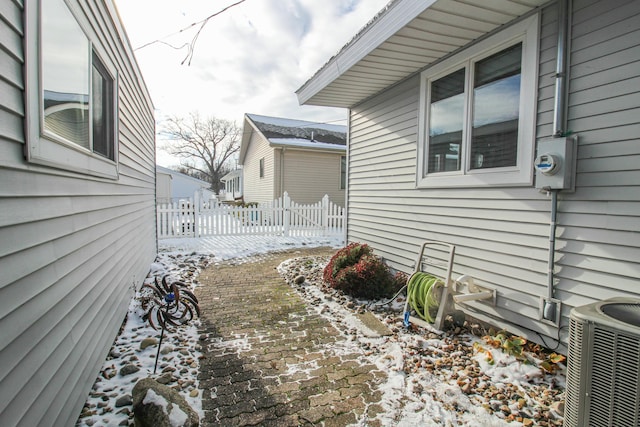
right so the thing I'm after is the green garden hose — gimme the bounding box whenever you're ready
[406,272,443,323]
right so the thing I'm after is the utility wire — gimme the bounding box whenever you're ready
[182,0,246,65]
[135,0,247,65]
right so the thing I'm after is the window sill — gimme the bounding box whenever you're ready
[26,134,119,180]
[416,167,533,188]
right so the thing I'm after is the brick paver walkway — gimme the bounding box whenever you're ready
[196,248,386,426]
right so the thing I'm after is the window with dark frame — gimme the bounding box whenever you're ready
[92,54,115,160]
[417,14,538,188]
[340,155,346,189]
[428,68,465,173]
[470,43,522,170]
[427,43,522,174]
[259,158,264,178]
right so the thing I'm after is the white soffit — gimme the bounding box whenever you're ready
[296,0,549,108]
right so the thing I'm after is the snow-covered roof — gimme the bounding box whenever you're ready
[246,113,347,147]
[156,165,210,187]
[221,169,242,181]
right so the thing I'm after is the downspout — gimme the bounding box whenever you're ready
[344,110,351,245]
[280,147,285,199]
[544,0,570,322]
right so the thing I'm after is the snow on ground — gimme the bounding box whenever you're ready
[77,235,565,426]
[158,235,343,261]
[76,235,343,427]
[76,251,212,427]
[278,255,566,427]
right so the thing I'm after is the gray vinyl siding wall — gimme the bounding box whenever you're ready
[347,0,640,348]
[282,149,345,206]
[557,0,640,307]
[0,0,156,426]
[243,131,275,204]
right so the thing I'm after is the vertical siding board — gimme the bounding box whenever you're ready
[0,0,156,425]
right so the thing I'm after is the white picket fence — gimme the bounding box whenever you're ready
[157,192,344,239]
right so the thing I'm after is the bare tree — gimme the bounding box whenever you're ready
[161,112,240,194]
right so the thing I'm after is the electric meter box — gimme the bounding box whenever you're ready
[534,136,577,191]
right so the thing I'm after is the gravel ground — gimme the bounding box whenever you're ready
[77,248,566,427]
[277,254,566,427]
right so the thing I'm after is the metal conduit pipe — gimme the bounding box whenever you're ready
[553,0,569,137]
[544,0,571,322]
[548,190,559,302]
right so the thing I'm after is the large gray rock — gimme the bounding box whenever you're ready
[132,377,199,427]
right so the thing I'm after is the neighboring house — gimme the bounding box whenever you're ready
[0,0,155,426]
[156,165,214,204]
[297,0,640,350]
[220,168,243,201]
[239,113,347,206]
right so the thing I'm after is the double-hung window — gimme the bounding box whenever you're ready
[417,14,539,188]
[25,0,118,178]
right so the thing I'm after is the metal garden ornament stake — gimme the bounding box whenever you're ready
[143,276,201,374]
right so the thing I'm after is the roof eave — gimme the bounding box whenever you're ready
[297,0,548,109]
[296,0,437,107]
[238,114,259,165]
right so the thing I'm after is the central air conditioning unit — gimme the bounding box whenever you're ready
[564,298,640,427]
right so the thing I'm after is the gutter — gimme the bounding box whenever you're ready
[268,140,346,154]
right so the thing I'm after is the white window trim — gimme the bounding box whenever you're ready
[24,0,119,179]
[416,13,539,188]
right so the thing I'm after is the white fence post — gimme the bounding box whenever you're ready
[322,194,329,236]
[194,192,201,238]
[283,192,291,237]
[156,192,344,239]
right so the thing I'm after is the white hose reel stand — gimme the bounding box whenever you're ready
[452,275,496,305]
[402,241,455,331]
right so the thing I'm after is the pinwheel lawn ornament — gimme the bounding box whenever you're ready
[142,276,200,374]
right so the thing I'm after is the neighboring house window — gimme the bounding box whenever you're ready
[340,156,346,190]
[259,158,264,178]
[416,14,538,188]
[25,0,118,179]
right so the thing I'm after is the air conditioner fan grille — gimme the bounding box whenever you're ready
[601,302,640,328]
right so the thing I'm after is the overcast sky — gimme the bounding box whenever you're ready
[113,0,389,166]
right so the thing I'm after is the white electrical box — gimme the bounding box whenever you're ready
[534,136,577,191]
